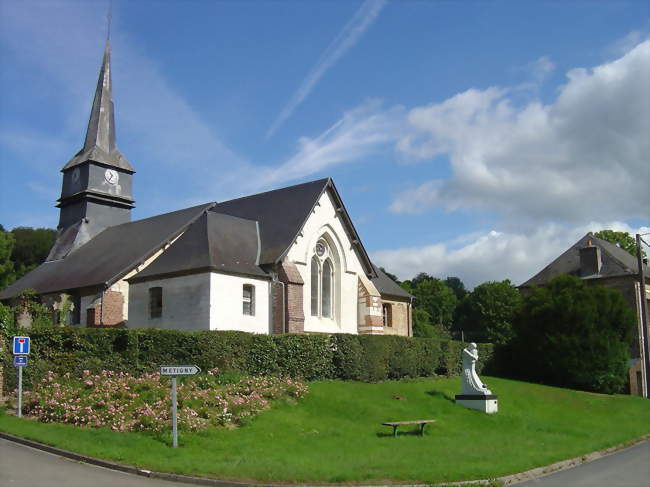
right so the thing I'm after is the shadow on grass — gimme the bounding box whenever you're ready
[376,430,428,438]
[426,390,455,403]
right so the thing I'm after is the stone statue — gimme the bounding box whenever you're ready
[461,342,492,395]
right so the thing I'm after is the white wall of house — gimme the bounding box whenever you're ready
[286,190,368,334]
[128,272,211,330]
[209,273,270,333]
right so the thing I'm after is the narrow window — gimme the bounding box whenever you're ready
[383,303,392,327]
[243,284,255,316]
[149,287,163,319]
[322,258,333,318]
[311,256,320,316]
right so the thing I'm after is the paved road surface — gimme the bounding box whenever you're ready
[513,441,650,487]
[0,438,198,487]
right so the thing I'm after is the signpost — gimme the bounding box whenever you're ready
[12,336,31,418]
[160,365,201,447]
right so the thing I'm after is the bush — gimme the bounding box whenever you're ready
[1,325,494,394]
[505,274,635,394]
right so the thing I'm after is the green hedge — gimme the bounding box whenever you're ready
[1,327,494,393]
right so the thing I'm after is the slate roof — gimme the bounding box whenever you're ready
[519,233,648,288]
[63,41,133,172]
[0,204,212,299]
[0,178,378,299]
[371,265,413,300]
[129,210,267,282]
[212,178,329,265]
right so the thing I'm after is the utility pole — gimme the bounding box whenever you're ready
[636,234,649,398]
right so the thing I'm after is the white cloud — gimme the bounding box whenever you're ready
[527,55,555,84]
[265,0,388,139]
[392,41,650,223]
[248,101,403,190]
[372,222,649,288]
[0,1,246,194]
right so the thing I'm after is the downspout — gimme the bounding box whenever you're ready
[99,289,104,327]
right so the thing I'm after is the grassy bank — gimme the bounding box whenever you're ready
[2,377,649,484]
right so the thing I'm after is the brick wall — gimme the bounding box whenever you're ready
[381,298,411,337]
[277,261,305,334]
[87,290,125,327]
[357,278,384,334]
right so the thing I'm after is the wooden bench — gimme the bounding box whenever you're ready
[382,419,436,437]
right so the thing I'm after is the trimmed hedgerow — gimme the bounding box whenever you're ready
[1,327,493,393]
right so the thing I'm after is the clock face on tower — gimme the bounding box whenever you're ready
[71,168,80,187]
[104,169,119,185]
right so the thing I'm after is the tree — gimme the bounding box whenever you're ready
[508,274,635,394]
[454,280,522,344]
[401,276,457,329]
[445,276,467,301]
[10,227,57,280]
[595,230,645,259]
[0,230,15,289]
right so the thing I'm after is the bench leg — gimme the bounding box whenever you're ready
[419,424,425,436]
[393,425,397,437]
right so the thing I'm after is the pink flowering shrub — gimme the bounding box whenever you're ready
[19,369,308,436]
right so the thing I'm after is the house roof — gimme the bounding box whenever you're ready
[0,178,377,299]
[371,264,413,300]
[519,233,648,288]
[128,210,267,282]
[0,203,212,299]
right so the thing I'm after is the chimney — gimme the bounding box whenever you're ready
[580,245,602,277]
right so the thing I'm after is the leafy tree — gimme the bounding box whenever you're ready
[379,267,399,283]
[508,274,635,394]
[401,276,457,329]
[454,280,522,344]
[595,229,645,259]
[445,276,467,300]
[10,227,56,280]
[0,230,15,289]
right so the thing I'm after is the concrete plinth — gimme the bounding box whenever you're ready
[455,394,498,414]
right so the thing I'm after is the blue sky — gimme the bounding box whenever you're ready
[1,0,648,287]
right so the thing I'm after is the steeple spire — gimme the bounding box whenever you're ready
[62,40,133,172]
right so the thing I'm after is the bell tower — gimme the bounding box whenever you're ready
[48,40,135,260]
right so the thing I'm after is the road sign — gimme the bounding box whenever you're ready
[13,336,30,355]
[14,356,28,367]
[160,365,201,376]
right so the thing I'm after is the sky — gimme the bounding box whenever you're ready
[0,0,648,288]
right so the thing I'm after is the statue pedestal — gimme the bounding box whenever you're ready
[455,394,498,414]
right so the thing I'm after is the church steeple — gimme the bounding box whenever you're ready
[62,40,133,172]
[49,40,135,261]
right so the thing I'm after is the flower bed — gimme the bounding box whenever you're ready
[19,369,308,435]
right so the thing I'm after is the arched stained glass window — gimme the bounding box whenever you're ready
[322,259,333,318]
[310,239,337,321]
[311,256,320,316]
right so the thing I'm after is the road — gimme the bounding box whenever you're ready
[513,441,650,487]
[2,435,648,487]
[0,438,198,487]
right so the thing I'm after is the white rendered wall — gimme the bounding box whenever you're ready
[128,273,211,330]
[209,273,270,333]
[286,190,368,334]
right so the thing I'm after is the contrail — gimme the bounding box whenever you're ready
[265,0,388,139]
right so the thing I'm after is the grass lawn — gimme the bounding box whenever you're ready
[1,376,649,484]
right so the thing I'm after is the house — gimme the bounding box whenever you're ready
[519,233,650,396]
[0,41,412,337]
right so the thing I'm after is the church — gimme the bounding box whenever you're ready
[0,42,413,337]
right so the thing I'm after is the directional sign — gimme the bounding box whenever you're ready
[160,365,201,376]
[13,336,30,355]
[14,356,28,367]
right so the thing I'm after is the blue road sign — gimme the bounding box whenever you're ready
[14,356,28,367]
[13,336,30,355]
